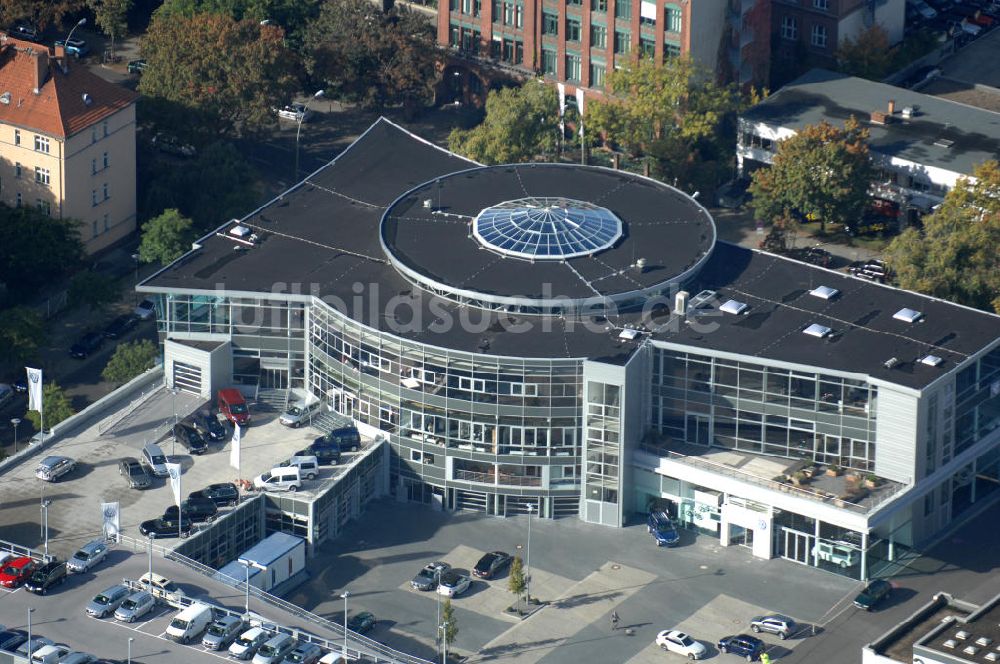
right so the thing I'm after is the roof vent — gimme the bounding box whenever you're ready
[921,355,944,367]
[943,639,958,649]
[976,637,993,647]
[803,323,832,338]
[618,328,640,340]
[675,291,689,315]
[901,106,914,118]
[720,299,748,315]
[229,225,252,239]
[934,137,954,148]
[422,198,433,209]
[809,285,840,300]
[956,631,971,640]
[893,308,923,323]
[81,92,92,106]
[884,357,900,369]
[0,92,9,105]
[689,289,717,310]
[985,652,999,662]
[870,110,889,125]
[635,257,647,273]
[962,646,979,656]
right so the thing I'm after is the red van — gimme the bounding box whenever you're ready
[217,388,250,426]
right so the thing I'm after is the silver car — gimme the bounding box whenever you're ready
[279,401,322,428]
[35,456,75,482]
[114,591,156,623]
[202,615,245,650]
[59,654,97,664]
[85,584,130,618]
[67,539,108,574]
[15,637,53,658]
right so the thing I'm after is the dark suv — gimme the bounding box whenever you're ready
[196,413,227,441]
[70,332,104,358]
[190,482,240,507]
[473,551,512,579]
[24,560,67,595]
[854,579,892,611]
[173,423,208,455]
[718,634,765,660]
[163,495,218,523]
[309,426,361,465]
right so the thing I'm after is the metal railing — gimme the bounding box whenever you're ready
[0,538,55,564]
[115,535,434,664]
[453,468,543,487]
[98,377,165,435]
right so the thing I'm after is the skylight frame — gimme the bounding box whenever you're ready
[803,323,832,338]
[720,299,748,315]
[893,308,923,323]
[809,286,839,300]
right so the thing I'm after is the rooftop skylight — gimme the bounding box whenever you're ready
[809,286,839,300]
[803,323,832,338]
[893,308,923,323]
[720,300,748,315]
[921,355,944,367]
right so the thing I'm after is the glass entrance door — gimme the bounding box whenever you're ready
[259,368,288,389]
[782,529,813,565]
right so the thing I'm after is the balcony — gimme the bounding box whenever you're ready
[453,468,543,487]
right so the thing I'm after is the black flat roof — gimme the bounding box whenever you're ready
[141,119,1000,387]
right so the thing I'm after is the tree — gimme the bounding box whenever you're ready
[884,160,1000,313]
[507,555,527,611]
[139,12,298,136]
[448,83,559,164]
[154,0,322,49]
[441,598,458,649]
[748,117,874,234]
[0,0,86,30]
[0,205,83,306]
[102,339,158,384]
[0,306,44,365]
[25,382,75,432]
[139,209,196,264]
[304,0,438,112]
[68,272,121,310]
[836,25,893,80]
[89,0,132,57]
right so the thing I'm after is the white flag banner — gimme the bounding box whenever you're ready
[575,88,586,137]
[165,462,182,507]
[101,501,120,540]
[26,367,43,413]
[230,424,242,472]
[557,82,566,119]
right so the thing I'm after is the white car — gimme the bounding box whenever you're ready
[436,570,471,597]
[29,643,70,664]
[279,400,322,427]
[134,298,156,320]
[276,103,312,122]
[655,630,707,660]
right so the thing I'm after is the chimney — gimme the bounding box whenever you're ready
[31,49,48,94]
[888,99,896,115]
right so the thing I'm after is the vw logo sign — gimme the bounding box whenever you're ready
[103,505,117,518]
[29,373,39,383]
[757,519,768,531]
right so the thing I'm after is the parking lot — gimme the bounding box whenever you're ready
[0,387,369,559]
[286,500,860,664]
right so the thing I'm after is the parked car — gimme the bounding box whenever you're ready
[280,642,323,664]
[134,299,156,320]
[24,560,67,594]
[0,383,13,406]
[648,511,680,547]
[114,591,156,623]
[749,615,797,639]
[473,551,511,579]
[69,332,104,358]
[718,634,765,660]
[67,539,108,574]
[152,132,196,158]
[202,615,245,650]
[0,556,37,588]
[102,314,137,339]
[279,400,322,428]
[253,466,302,493]
[252,633,295,664]
[138,572,187,602]
[163,495,218,523]
[655,630,707,660]
[195,413,227,441]
[218,388,251,426]
[86,584,131,618]
[229,627,270,660]
[437,570,472,597]
[54,38,89,57]
[190,482,240,507]
[119,457,151,489]
[347,612,377,635]
[173,422,208,455]
[0,630,27,653]
[278,455,319,480]
[13,375,27,393]
[35,455,76,482]
[56,653,96,664]
[31,644,71,664]
[16,637,53,658]
[275,103,312,122]
[139,517,193,539]
[411,561,450,591]
[127,59,147,74]
[314,426,360,452]
[141,442,169,477]
[9,22,38,40]
[854,579,893,610]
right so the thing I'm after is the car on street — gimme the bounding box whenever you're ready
[347,612,376,635]
[718,634,765,660]
[190,482,240,507]
[102,314,137,339]
[279,400,322,428]
[473,551,511,579]
[54,38,89,57]
[13,375,27,393]
[749,615,797,639]
[69,331,104,358]
[127,58,147,74]
[139,517,193,538]
[437,570,472,597]
[0,556,36,588]
[24,560,66,594]
[648,510,680,547]
[655,630,707,660]
[134,299,156,320]
[9,23,38,40]
[67,539,108,574]
[202,615,245,650]
[411,561,450,591]
[35,455,76,482]
[85,584,131,618]
[163,495,219,523]
[173,422,208,454]
[195,413,228,441]
[114,591,156,623]
[119,457,151,489]
[854,579,893,610]
[151,132,196,158]
[275,103,312,122]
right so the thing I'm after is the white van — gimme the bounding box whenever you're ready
[166,603,214,643]
[253,466,302,492]
[318,654,349,664]
[141,442,169,477]
[280,455,318,480]
[251,632,296,664]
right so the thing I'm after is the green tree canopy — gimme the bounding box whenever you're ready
[154,0,321,48]
[507,555,527,608]
[139,12,298,136]
[304,0,438,112]
[0,205,83,306]
[26,382,75,432]
[441,598,458,647]
[884,160,1000,313]
[0,0,85,29]
[102,339,158,384]
[448,83,559,164]
[836,25,893,80]
[0,306,44,365]
[68,272,121,310]
[748,117,875,233]
[139,209,196,265]
[89,0,132,56]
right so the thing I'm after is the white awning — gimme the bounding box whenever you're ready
[640,0,657,19]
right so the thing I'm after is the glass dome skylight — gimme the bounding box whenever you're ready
[472,197,622,260]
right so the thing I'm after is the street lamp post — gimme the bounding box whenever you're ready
[440,620,449,664]
[147,535,153,583]
[131,253,140,305]
[64,18,86,58]
[294,90,325,182]
[127,637,134,664]
[525,503,535,603]
[340,590,350,658]
[40,499,51,556]
[239,559,267,615]
[11,417,20,454]
[169,387,179,457]
[26,607,34,653]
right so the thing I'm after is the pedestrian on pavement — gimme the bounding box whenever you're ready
[610,610,620,631]
[760,652,771,664]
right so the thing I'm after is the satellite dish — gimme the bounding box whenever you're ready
[81,92,92,105]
